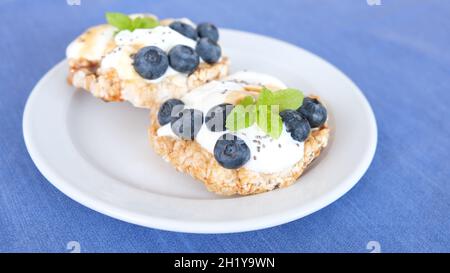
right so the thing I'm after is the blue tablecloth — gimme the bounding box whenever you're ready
[1,0,449,253]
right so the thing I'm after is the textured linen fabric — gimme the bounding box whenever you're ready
[0,0,449,252]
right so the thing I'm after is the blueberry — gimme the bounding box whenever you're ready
[290,122,311,142]
[171,109,204,140]
[158,99,185,125]
[197,23,219,42]
[214,134,250,169]
[280,110,311,142]
[133,46,168,80]
[169,21,198,40]
[168,45,200,74]
[195,38,221,64]
[205,103,234,132]
[297,97,327,128]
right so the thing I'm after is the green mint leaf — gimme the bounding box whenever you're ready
[271,88,304,111]
[257,104,283,139]
[256,87,274,107]
[106,12,132,30]
[226,105,256,131]
[131,16,159,30]
[224,86,301,139]
[239,96,255,107]
[130,17,144,30]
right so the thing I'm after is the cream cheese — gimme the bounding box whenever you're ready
[157,71,305,173]
[100,26,197,82]
[66,15,203,83]
[66,24,116,61]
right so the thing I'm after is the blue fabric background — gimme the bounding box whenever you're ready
[0,0,449,252]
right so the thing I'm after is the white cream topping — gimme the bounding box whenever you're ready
[156,71,305,173]
[65,13,157,61]
[100,26,197,82]
[114,26,196,49]
[66,15,202,83]
[225,71,287,90]
[66,24,116,61]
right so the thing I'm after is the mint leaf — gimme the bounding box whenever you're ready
[256,104,282,139]
[106,12,132,30]
[256,87,274,107]
[131,16,159,30]
[225,86,301,139]
[271,88,304,111]
[226,105,256,131]
[239,96,255,107]
[106,13,159,32]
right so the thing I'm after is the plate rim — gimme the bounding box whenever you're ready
[23,28,378,233]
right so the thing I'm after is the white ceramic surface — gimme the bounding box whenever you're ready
[23,29,377,233]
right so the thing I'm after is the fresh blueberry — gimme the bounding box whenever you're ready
[214,134,250,169]
[290,122,311,142]
[168,45,200,74]
[195,38,221,64]
[205,103,234,132]
[170,109,204,140]
[158,99,185,125]
[280,110,311,142]
[169,21,198,40]
[133,46,168,80]
[196,23,219,42]
[297,97,327,128]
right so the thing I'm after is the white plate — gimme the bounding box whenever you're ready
[23,29,377,233]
